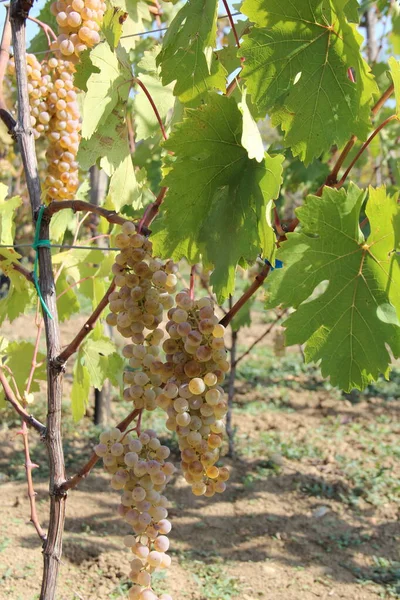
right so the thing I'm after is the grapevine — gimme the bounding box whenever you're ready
[1,2,400,600]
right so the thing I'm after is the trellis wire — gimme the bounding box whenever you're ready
[24,12,243,57]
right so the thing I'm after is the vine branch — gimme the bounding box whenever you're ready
[221,0,240,48]
[19,420,47,543]
[336,114,398,188]
[0,253,35,283]
[220,263,271,327]
[0,368,46,435]
[54,279,116,366]
[57,408,141,493]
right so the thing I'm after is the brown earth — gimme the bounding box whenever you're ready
[0,316,399,600]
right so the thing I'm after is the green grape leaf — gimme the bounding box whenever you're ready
[28,0,58,54]
[389,57,400,117]
[81,335,116,389]
[151,94,283,300]
[101,4,126,49]
[239,0,378,163]
[81,42,131,139]
[56,272,81,322]
[112,0,152,52]
[105,352,124,388]
[74,49,100,93]
[77,104,139,209]
[50,209,75,242]
[0,260,36,324]
[4,341,46,395]
[0,187,22,245]
[334,0,359,22]
[71,350,91,422]
[156,0,227,106]
[133,49,175,141]
[266,184,400,391]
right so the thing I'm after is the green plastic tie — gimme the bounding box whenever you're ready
[32,206,53,320]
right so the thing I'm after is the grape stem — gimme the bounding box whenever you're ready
[0,368,46,435]
[54,279,116,367]
[221,0,241,48]
[19,420,48,543]
[219,263,271,327]
[135,77,168,142]
[27,15,57,49]
[318,82,395,191]
[56,408,141,494]
[138,186,168,231]
[189,265,196,300]
[335,114,398,188]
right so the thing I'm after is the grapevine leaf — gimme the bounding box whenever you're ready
[266,184,400,391]
[77,104,139,209]
[71,350,91,422]
[0,261,36,324]
[156,0,227,106]
[334,0,359,21]
[0,187,22,245]
[240,0,378,163]
[151,94,283,300]
[81,335,116,389]
[112,0,152,52]
[74,49,100,93]
[133,49,175,141]
[389,57,400,117]
[4,341,46,395]
[56,272,81,322]
[81,42,131,139]
[101,5,126,49]
[50,209,74,242]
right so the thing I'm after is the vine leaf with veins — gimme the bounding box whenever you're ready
[266,184,400,391]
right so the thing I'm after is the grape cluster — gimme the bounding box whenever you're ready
[95,428,174,600]
[7,53,80,200]
[42,58,80,200]
[51,0,106,60]
[154,293,230,496]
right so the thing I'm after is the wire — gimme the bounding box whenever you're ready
[0,243,120,251]
[26,12,243,56]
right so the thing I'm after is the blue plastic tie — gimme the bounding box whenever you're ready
[32,206,53,319]
[264,258,284,271]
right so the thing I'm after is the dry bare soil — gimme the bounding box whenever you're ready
[0,317,399,600]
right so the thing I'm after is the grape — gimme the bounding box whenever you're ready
[188,378,206,395]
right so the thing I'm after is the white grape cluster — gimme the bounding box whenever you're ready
[105,221,179,411]
[8,54,52,141]
[154,293,230,496]
[42,58,80,200]
[50,0,106,60]
[95,427,174,600]
[7,53,80,200]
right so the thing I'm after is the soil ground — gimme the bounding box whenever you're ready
[0,315,399,600]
